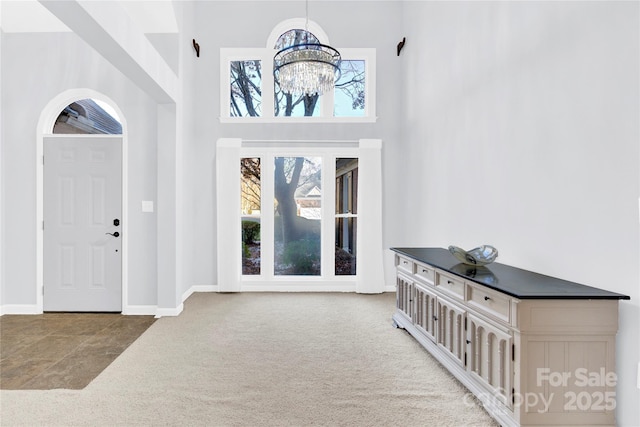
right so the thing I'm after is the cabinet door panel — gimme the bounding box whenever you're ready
[414,284,437,341]
[467,313,513,408]
[436,296,466,367]
[396,273,413,319]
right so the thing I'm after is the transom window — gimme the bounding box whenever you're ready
[220,20,376,123]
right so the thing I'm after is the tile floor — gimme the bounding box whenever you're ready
[0,313,155,390]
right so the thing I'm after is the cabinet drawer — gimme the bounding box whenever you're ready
[466,284,511,323]
[435,272,465,300]
[415,262,435,284]
[396,255,414,274]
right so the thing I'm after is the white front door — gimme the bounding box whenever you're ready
[44,136,122,312]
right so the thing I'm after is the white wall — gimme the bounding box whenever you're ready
[175,0,199,300]
[396,1,639,425]
[0,0,405,311]
[0,25,4,310]
[0,31,159,310]
[184,1,403,290]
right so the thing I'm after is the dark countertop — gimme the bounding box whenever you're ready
[391,247,630,300]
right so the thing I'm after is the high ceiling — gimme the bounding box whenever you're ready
[1,0,181,103]
[1,0,178,34]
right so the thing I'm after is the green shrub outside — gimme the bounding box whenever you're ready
[282,238,320,274]
[242,242,250,259]
[242,221,261,244]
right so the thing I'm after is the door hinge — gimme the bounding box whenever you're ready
[512,344,515,361]
[464,317,467,331]
[512,388,515,404]
[464,352,467,366]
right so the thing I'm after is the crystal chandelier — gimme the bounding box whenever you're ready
[273,2,341,96]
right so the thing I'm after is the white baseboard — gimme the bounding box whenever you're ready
[155,303,184,318]
[1,304,161,316]
[125,285,217,317]
[123,285,217,317]
[0,304,41,315]
[122,305,158,316]
[181,284,218,303]
[189,285,218,293]
[1,285,389,317]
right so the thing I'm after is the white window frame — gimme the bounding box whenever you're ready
[216,138,384,293]
[243,151,336,284]
[220,46,376,122]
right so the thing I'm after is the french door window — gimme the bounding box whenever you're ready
[240,154,356,279]
[274,156,322,276]
[218,138,383,293]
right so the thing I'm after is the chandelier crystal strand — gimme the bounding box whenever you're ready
[274,37,341,96]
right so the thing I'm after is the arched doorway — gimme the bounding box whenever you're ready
[37,90,127,312]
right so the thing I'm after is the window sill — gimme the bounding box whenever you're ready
[219,116,378,124]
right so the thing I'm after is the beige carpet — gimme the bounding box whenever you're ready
[0,292,497,426]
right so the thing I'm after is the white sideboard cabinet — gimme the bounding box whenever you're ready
[391,247,629,427]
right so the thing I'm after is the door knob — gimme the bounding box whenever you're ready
[106,232,120,237]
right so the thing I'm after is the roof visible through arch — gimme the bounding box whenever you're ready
[53,99,122,135]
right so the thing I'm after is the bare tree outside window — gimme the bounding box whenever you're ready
[230,60,262,117]
[273,29,321,117]
[240,156,324,276]
[228,35,365,118]
[274,157,322,275]
[334,60,365,117]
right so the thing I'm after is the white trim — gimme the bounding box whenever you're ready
[356,139,384,293]
[241,283,356,292]
[242,139,360,147]
[1,289,397,317]
[36,89,128,314]
[181,284,218,303]
[220,116,377,124]
[155,304,184,318]
[121,285,218,317]
[359,50,376,119]
[187,285,218,294]
[122,305,157,316]
[216,138,242,292]
[0,305,41,315]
